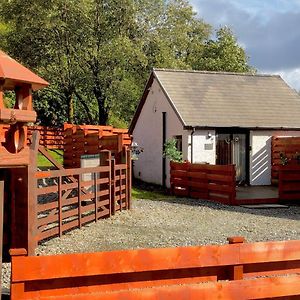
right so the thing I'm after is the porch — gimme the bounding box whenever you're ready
[236,186,279,205]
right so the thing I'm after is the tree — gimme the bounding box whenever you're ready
[191,26,253,73]
[0,1,253,126]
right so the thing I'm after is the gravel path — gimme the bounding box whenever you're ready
[2,198,300,288]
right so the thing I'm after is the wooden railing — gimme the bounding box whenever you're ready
[36,150,131,242]
[271,136,300,184]
[279,165,300,202]
[10,237,300,299]
[170,162,236,205]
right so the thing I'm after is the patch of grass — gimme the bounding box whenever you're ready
[38,149,63,168]
[132,179,172,200]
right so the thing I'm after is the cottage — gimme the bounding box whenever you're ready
[129,69,300,188]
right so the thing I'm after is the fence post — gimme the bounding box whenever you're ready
[227,236,245,280]
[9,248,27,300]
[78,175,82,229]
[126,149,132,209]
[58,176,62,237]
[230,165,237,205]
[111,158,116,215]
[0,181,3,300]
[278,167,283,201]
[94,171,98,221]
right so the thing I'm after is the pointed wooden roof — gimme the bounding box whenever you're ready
[0,50,49,91]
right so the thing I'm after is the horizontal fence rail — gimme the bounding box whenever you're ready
[279,165,300,202]
[36,150,131,242]
[170,162,236,205]
[271,136,300,184]
[1,125,64,150]
[10,238,300,299]
[64,123,132,168]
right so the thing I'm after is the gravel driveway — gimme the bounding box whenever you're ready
[2,198,300,289]
[37,198,299,254]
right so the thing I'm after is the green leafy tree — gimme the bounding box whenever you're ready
[192,26,253,73]
[0,0,254,126]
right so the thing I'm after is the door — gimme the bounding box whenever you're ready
[216,133,247,184]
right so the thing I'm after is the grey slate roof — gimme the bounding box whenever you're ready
[153,69,300,129]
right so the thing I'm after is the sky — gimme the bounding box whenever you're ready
[190,0,300,91]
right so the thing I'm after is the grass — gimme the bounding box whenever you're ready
[132,180,172,200]
[37,149,64,168]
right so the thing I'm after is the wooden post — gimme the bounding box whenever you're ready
[278,167,283,201]
[108,152,112,216]
[58,176,62,237]
[0,180,4,300]
[227,236,245,280]
[9,248,27,300]
[10,130,39,256]
[230,165,237,205]
[0,85,4,109]
[126,149,131,210]
[78,175,82,229]
[94,172,98,221]
[111,158,116,215]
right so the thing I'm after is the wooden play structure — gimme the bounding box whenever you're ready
[9,237,300,299]
[0,50,49,259]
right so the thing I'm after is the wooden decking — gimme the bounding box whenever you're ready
[236,186,279,205]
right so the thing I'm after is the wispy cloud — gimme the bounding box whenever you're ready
[190,0,300,90]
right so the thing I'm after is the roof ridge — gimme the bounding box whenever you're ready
[152,68,280,78]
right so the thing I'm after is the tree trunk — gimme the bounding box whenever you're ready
[93,80,108,125]
[66,93,74,124]
[74,91,94,124]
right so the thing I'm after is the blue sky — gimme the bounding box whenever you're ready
[190,0,300,90]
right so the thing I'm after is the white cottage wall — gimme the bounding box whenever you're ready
[187,130,216,164]
[250,130,300,185]
[132,78,186,187]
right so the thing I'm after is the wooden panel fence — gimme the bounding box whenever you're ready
[10,237,300,299]
[271,136,300,184]
[36,150,131,242]
[1,125,64,150]
[170,162,236,205]
[64,123,132,168]
[279,165,300,202]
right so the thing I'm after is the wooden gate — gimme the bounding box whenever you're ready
[10,237,300,299]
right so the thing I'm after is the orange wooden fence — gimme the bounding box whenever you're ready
[63,123,132,168]
[1,125,64,149]
[28,126,64,149]
[278,165,300,202]
[36,150,131,242]
[170,162,236,205]
[10,237,300,299]
[271,136,300,184]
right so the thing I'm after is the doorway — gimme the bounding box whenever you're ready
[216,131,249,184]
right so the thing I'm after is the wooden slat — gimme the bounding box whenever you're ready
[11,240,300,282]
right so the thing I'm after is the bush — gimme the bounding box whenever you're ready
[163,139,183,163]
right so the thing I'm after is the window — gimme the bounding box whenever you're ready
[174,135,182,152]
